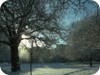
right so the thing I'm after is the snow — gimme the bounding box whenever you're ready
[0,63,99,75]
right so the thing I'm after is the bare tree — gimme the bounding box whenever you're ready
[0,0,64,71]
[68,14,100,66]
[0,0,93,71]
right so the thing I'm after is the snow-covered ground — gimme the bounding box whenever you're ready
[0,63,99,75]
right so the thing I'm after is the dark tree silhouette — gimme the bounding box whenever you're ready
[0,0,65,72]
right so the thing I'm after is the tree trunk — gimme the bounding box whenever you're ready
[89,53,93,67]
[10,38,21,72]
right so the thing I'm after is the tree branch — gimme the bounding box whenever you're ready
[1,3,13,16]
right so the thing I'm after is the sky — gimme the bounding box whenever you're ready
[56,0,99,46]
[62,0,98,27]
[0,0,99,47]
